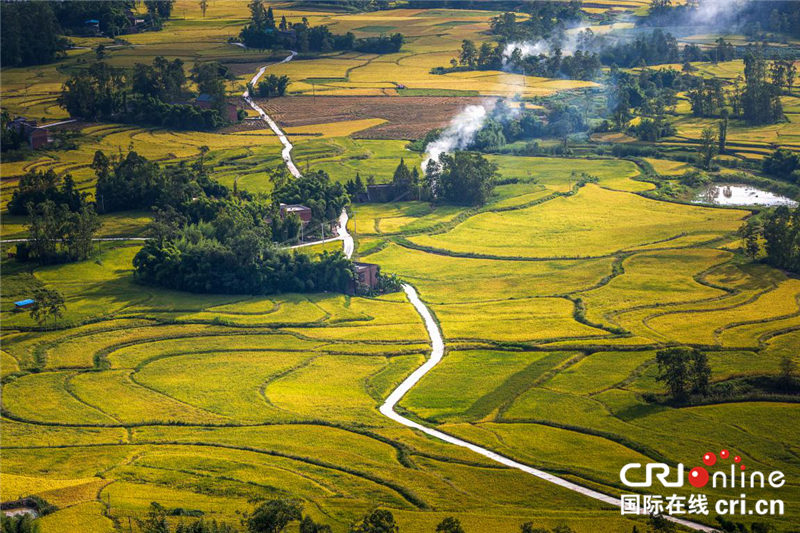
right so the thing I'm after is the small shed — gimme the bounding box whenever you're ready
[14,299,35,311]
[279,203,313,224]
[84,19,101,35]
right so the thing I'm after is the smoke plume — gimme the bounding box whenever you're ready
[423,103,490,167]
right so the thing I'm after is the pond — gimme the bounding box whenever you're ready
[693,183,798,207]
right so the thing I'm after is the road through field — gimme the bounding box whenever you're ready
[383,285,716,531]
[243,51,354,258]
[244,51,301,178]
[251,51,715,531]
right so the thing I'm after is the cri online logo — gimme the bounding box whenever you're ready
[621,449,785,489]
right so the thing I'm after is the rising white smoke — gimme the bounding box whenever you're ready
[502,39,551,65]
[689,0,745,26]
[423,103,491,167]
[502,23,593,66]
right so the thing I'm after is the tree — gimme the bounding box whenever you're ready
[28,288,66,327]
[648,513,676,533]
[140,502,169,533]
[656,347,693,402]
[718,114,728,153]
[349,510,398,533]
[192,61,228,110]
[0,2,68,68]
[612,89,631,131]
[698,127,718,169]
[426,151,498,206]
[762,205,800,273]
[63,204,101,261]
[779,356,797,389]
[95,44,107,61]
[459,40,477,68]
[436,518,465,533]
[299,517,332,533]
[244,499,303,533]
[519,524,550,533]
[199,0,208,17]
[198,145,210,170]
[689,349,712,397]
[738,221,762,260]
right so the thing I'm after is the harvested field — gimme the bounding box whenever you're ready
[255,96,487,140]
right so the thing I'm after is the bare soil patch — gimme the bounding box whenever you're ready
[251,96,485,140]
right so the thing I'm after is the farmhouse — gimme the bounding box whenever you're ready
[347,262,380,295]
[193,94,239,123]
[279,203,313,224]
[5,118,50,150]
[122,11,147,34]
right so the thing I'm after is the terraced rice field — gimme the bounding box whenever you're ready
[2,2,800,532]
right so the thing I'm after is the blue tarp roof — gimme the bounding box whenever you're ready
[196,94,217,102]
[85,19,100,24]
[15,299,34,306]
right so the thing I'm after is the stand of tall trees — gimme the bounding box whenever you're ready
[740,48,787,125]
[763,206,800,273]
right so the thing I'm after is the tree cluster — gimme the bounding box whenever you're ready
[133,208,352,295]
[599,29,679,68]
[479,101,589,152]
[139,498,580,533]
[59,58,233,130]
[743,206,800,274]
[655,347,712,402]
[489,6,581,43]
[739,48,789,125]
[239,2,403,54]
[272,169,349,233]
[253,75,291,98]
[0,2,70,67]
[440,39,601,82]
[1,1,177,67]
[424,151,498,206]
[8,170,87,217]
[18,200,100,266]
[763,148,800,183]
[91,149,228,214]
[647,0,800,40]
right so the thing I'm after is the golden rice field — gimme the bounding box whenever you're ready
[3,2,800,533]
